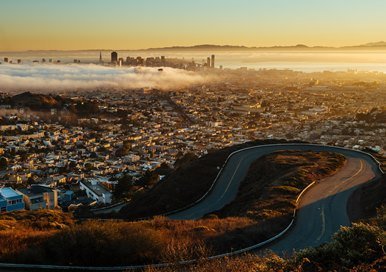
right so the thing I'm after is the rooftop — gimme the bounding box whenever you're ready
[80,180,111,197]
[0,187,22,199]
[18,185,55,198]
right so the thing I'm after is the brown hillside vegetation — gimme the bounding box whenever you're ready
[9,91,66,109]
[0,150,347,266]
[145,206,386,272]
[0,211,253,265]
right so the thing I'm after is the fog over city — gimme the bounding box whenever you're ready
[0,63,211,92]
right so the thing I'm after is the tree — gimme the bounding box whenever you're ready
[84,162,94,172]
[138,171,159,187]
[174,152,198,169]
[0,157,8,170]
[113,176,132,199]
[155,162,172,176]
[27,176,36,185]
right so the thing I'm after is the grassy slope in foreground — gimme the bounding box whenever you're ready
[147,177,386,272]
[0,150,346,266]
[145,208,386,272]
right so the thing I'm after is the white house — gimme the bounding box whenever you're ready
[79,180,112,204]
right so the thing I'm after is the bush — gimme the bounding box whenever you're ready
[295,222,383,270]
[42,221,169,265]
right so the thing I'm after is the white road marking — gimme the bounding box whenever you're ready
[316,207,325,242]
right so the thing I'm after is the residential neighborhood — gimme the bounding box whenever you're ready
[0,68,385,213]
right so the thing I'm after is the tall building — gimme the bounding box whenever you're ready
[211,54,215,68]
[4,57,8,63]
[207,57,211,67]
[111,51,118,64]
[99,51,103,63]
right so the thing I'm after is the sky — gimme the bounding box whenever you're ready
[1,0,386,51]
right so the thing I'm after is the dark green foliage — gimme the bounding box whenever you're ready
[0,157,8,170]
[113,175,132,199]
[295,222,384,270]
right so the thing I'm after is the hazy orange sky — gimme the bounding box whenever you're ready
[1,0,386,51]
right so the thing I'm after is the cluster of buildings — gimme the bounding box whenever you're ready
[0,67,385,214]
[0,185,57,213]
[1,52,217,71]
[2,57,62,64]
[107,51,216,70]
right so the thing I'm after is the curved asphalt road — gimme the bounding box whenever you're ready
[169,144,383,253]
[0,144,381,271]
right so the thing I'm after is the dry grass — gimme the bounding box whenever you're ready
[143,254,280,272]
[144,206,386,271]
[0,150,348,267]
[0,209,74,230]
[0,211,254,265]
[0,229,54,263]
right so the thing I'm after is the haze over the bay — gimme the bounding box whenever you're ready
[2,50,386,73]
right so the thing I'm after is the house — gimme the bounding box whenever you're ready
[52,175,66,184]
[0,187,25,213]
[79,180,112,204]
[17,185,58,211]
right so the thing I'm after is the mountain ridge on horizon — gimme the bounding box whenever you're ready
[4,41,386,52]
[144,41,386,51]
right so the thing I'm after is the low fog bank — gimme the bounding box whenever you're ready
[0,64,212,92]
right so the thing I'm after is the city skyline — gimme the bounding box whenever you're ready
[1,0,386,51]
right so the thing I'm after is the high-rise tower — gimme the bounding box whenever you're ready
[99,51,103,63]
[111,51,118,64]
[211,54,215,68]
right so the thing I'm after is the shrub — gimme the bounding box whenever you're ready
[295,222,383,270]
[42,221,169,265]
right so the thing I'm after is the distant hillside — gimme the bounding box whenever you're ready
[146,44,315,51]
[143,42,386,51]
[344,41,386,49]
[10,92,66,109]
[14,41,386,52]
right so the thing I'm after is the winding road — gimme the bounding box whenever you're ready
[0,144,382,271]
[169,144,383,254]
